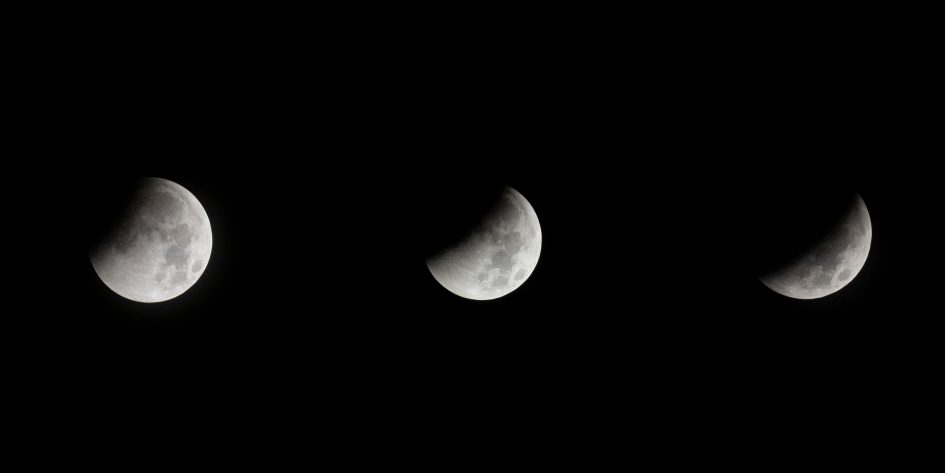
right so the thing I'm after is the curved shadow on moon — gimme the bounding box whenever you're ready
[421,182,509,260]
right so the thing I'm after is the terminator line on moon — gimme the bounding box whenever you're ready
[760,194,871,299]
[90,178,213,303]
[426,186,542,300]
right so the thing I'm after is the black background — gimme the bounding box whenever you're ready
[8,6,939,459]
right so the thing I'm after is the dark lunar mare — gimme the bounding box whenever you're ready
[478,191,529,287]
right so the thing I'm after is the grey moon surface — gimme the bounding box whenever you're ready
[90,178,213,303]
[760,194,871,299]
[426,187,542,301]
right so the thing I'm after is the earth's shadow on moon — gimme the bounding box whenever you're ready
[86,178,148,256]
[418,181,510,261]
[750,190,865,279]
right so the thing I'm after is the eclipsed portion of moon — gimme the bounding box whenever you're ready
[426,187,542,301]
[90,178,213,303]
[760,194,871,299]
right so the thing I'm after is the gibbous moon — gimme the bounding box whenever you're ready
[760,194,871,299]
[90,178,212,303]
[426,187,542,300]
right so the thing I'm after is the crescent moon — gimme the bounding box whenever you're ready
[760,194,871,299]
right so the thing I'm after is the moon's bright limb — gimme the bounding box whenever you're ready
[90,178,212,303]
[760,194,871,299]
[426,187,542,300]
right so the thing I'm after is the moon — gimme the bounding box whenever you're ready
[90,178,213,303]
[426,187,542,300]
[760,194,871,299]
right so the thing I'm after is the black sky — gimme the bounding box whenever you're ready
[8,9,939,456]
